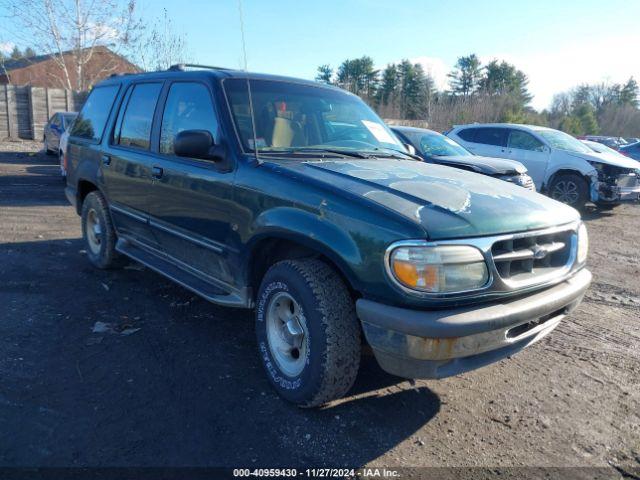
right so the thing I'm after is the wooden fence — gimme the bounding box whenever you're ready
[0,85,87,140]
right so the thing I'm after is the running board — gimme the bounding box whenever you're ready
[116,238,251,308]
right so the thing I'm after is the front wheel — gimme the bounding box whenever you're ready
[255,259,361,407]
[548,173,589,211]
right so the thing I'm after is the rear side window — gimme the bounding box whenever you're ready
[508,130,545,152]
[160,82,219,155]
[473,128,507,147]
[116,83,162,150]
[457,128,476,142]
[70,85,119,141]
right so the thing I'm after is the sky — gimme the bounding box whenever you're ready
[2,0,640,111]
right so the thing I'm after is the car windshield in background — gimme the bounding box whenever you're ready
[224,79,406,156]
[537,129,593,154]
[416,132,471,157]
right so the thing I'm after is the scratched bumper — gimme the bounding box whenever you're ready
[356,268,591,379]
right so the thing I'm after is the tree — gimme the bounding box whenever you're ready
[315,64,333,84]
[559,116,583,135]
[336,56,378,99]
[23,47,37,58]
[10,46,22,60]
[448,54,482,97]
[619,77,639,108]
[480,60,532,106]
[1,0,143,90]
[135,8,188,72]
[574,103,599,134]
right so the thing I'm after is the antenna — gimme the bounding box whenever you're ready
[237,0,261,165]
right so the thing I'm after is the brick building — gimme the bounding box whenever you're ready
[0,46,140,89]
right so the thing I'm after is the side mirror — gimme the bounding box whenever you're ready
[174,130,215,159]
[404,143,417,155]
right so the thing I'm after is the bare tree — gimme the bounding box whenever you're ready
[1,0,143,90]
[134,8,188,72]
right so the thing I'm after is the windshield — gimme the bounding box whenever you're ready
[537,129,592,154]
[410,131,472,157]
[224,79,405,155]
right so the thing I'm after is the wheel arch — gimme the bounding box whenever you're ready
[244,232,362,302]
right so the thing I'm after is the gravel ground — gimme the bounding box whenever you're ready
[0,140,638,477]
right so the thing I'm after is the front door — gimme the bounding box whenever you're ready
[505,129,550,189]
[145,81,236,287]
[102,82,164,248]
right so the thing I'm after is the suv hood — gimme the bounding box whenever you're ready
[568,151,640,170]
[432,155,527,175]
[270,158,578,240]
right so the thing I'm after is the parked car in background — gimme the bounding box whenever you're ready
[58,125,73,178]
[391,126,534,190]
[64,67,591,406]
[580,140,640,209]
[43,112,77,155]
[582,135,627,150]
[620,141,640,160]
[447,123,640,210]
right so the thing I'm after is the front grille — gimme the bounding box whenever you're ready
[491,228,574,284]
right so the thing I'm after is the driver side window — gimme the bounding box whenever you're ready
[508,130,545,152]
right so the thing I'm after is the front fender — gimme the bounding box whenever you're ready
[544,160,599,201]
[245,206,363,289]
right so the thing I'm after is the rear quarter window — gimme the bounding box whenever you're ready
[70,85,120,142]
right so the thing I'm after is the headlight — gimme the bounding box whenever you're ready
[501,174,534,190]
[388,244,489,293]
[577,223,588,265]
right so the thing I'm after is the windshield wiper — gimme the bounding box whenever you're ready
[259,147,374,159]
[366,147,423,161]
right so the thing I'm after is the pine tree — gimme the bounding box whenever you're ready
[315,65,333,84]
[448,54,482,97]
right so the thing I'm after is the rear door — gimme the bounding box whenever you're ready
[145,80,237,286]
[505,129,550,189]
[464,127,508,158]
[102,81,163,248]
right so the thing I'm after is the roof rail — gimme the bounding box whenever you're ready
[168,63,233,72]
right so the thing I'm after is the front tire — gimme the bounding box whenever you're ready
[81,191,120,269]
[548,173,589,211]
[255,259,361,407]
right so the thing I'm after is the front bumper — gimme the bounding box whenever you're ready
[356,268,591,379]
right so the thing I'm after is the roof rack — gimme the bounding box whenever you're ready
[168,64,233,72]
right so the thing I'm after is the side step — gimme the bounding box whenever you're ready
[116,239,250,308]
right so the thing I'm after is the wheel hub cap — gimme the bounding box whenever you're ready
[266,292,308,377]
[552,180,579,205]
[86,209,103,254]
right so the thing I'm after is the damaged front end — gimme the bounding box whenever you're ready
[589,162,640,204]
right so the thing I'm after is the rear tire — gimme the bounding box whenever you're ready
[255,259,361,407]
[548,173,589,211]
[81,191,121,269]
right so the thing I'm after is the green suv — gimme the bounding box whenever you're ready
[64,65,591,407]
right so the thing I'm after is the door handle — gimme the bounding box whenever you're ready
[152,166,164,179]
[102,155,111,166]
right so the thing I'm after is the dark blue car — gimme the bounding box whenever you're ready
[620,141,640,161]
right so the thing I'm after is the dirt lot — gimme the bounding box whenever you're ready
[0,141,638,476]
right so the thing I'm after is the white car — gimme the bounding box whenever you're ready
[446,123,640,210]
